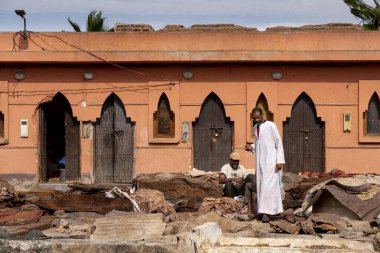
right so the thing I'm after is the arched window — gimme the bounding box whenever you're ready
[365,92,380,135]
[0,112,4,138]
[154,93,175,138]
[250,93,273,137]
[255,93,273,121]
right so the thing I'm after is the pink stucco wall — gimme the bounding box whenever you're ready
[0,31,379,182]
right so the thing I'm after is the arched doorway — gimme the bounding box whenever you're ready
[283,92,325,173]
[39,93,80,182]
[94,94,134,183]
[193,93,233,171]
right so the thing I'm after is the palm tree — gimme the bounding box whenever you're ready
[68,10,108,32]
[343,0,380,30]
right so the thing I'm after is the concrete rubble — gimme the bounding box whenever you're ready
[0,171,379,252]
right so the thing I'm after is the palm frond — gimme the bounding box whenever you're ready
[67,17,82,32]
[343,0,380,29]
[87,10,106,32]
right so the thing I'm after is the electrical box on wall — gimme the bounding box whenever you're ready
[82,121,92,138]
[343,113,351,132]
[20,119,28,138]
[181,121,190,143]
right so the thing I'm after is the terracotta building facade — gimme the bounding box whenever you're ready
[0,29,379,183]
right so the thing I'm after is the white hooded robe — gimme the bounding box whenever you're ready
[252,121,285,215]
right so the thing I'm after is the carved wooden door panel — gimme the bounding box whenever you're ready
[64,111,80,180]
[95,94,134,183]
[193,93,233,171]
[113,96,134,183]
[283,93,325,173]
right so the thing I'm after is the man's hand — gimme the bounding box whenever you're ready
[244,144,252,152]
[276,164,283,171]
[233,177,243,184]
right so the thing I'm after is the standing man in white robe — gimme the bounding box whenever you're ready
[245,107,285,223]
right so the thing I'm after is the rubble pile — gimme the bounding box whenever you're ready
[0,181,55,240]
[134,169,222,211]
[269,213,350,235]
[55,218,89,234]
[0,180,15,203]
[282,172,330,210]
[131,188,176,222]
[104,187,177,222]
[198,197,247,215]
[0,171,378,252]
[298,175,380,220]
[132,171,337,213]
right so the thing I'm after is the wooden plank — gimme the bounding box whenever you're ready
[37,192,133,214]
[91,213,165,241]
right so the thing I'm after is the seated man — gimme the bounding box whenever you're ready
[219,152,257,214]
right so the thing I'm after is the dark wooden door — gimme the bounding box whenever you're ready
[39,107,47,183]
[95,94,134,183]
[113,97,134,183]
[283,93,325,173]
[95,99,114,182]
[64,111,80,180]
[193,93,233,171]
[39,93,80,182]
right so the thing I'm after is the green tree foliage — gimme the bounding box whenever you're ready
[343,0,380,30]
[67,10,108,32]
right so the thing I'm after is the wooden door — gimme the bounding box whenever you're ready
[95,94,134,183]
[64,111,80,180]
[283,93,325,173]
[113,96,134,183]
[39,106,47,183]
[39,93,80,182]
[193,93,233,171]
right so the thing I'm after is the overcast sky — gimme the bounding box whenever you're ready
[0,0,360,32]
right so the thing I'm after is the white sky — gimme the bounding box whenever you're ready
[0,0,360,32]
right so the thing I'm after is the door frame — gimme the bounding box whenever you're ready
[38,93,80,183]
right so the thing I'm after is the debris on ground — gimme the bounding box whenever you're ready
[0,210,43,226]
[309,213,350,233]
[269,220,301,234]
[105,187,177,222]
[0,227,49,240]
[0,172,379,252]
[282,172,329,210]
[55,219,89,234]
[375,231,380,251]
[133,170,222,211]
[0,215,54,237]
[131,188,176,222]
[198,197,247,216]
[297,175,380,220]
[37,191,133,214]
[164,211,258,236]
[0,180,16,202]
[106,187,140,212]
